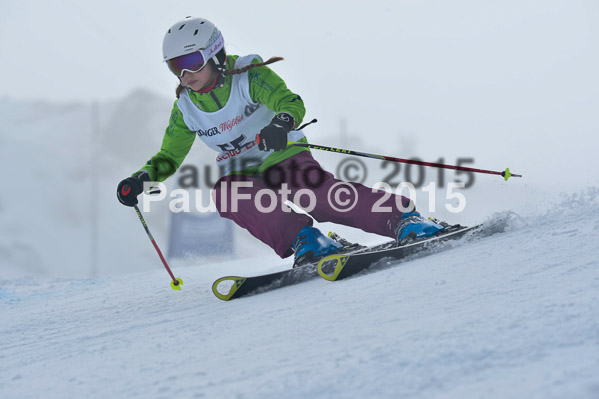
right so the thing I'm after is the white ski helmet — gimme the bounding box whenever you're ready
[162,17,226,75]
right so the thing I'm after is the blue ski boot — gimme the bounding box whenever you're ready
[396,212,445,245]
[292,226,343,267]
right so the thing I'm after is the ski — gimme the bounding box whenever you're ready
[317,225,479,281]
[211,228,471,301]
[212,264,320,301]
[211,227,474,301]
[211,213,516,300]
[211,241,365,301]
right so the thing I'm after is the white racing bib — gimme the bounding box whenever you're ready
[176,54,304,174]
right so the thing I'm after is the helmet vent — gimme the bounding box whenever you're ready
[200,21,205,24]
[193,29,198,36]
[178,24,185,30]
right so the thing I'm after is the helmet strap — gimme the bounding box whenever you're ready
[194,74,218,94]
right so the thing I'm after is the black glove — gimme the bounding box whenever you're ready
[257,113,295,151]
[117,171,150,207]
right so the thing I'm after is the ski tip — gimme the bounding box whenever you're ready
[171,278,183,290]
[317,255,350,281]
[212,276,245,301]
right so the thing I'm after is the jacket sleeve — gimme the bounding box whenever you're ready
[135,101,196,182]
[247,58,306,128]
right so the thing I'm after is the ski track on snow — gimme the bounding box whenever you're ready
[1,192,599,399]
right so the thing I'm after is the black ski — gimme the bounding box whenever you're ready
[211,228,472,301]
[211,241,365,301]
[211,213,516,300]
[212,264,320,301]
[317,225,479,281]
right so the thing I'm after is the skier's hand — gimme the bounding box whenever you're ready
[256,113,295,152]
[117,171,150,207]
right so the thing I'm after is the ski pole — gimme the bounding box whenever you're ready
[133,204,183,291]
[288,142,522,181]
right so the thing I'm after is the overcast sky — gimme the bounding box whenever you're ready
[2,0,597,101]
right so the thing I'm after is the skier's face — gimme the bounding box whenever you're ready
[180,62,216,91]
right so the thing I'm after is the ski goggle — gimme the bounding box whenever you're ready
[166,33,225,77]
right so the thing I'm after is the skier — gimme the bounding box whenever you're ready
[117,17,444,266]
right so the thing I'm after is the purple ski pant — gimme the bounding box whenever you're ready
[212,151,412,258]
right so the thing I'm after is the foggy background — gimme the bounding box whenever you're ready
[1,0,598,278]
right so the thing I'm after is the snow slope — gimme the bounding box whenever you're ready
[1,190,598,399]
